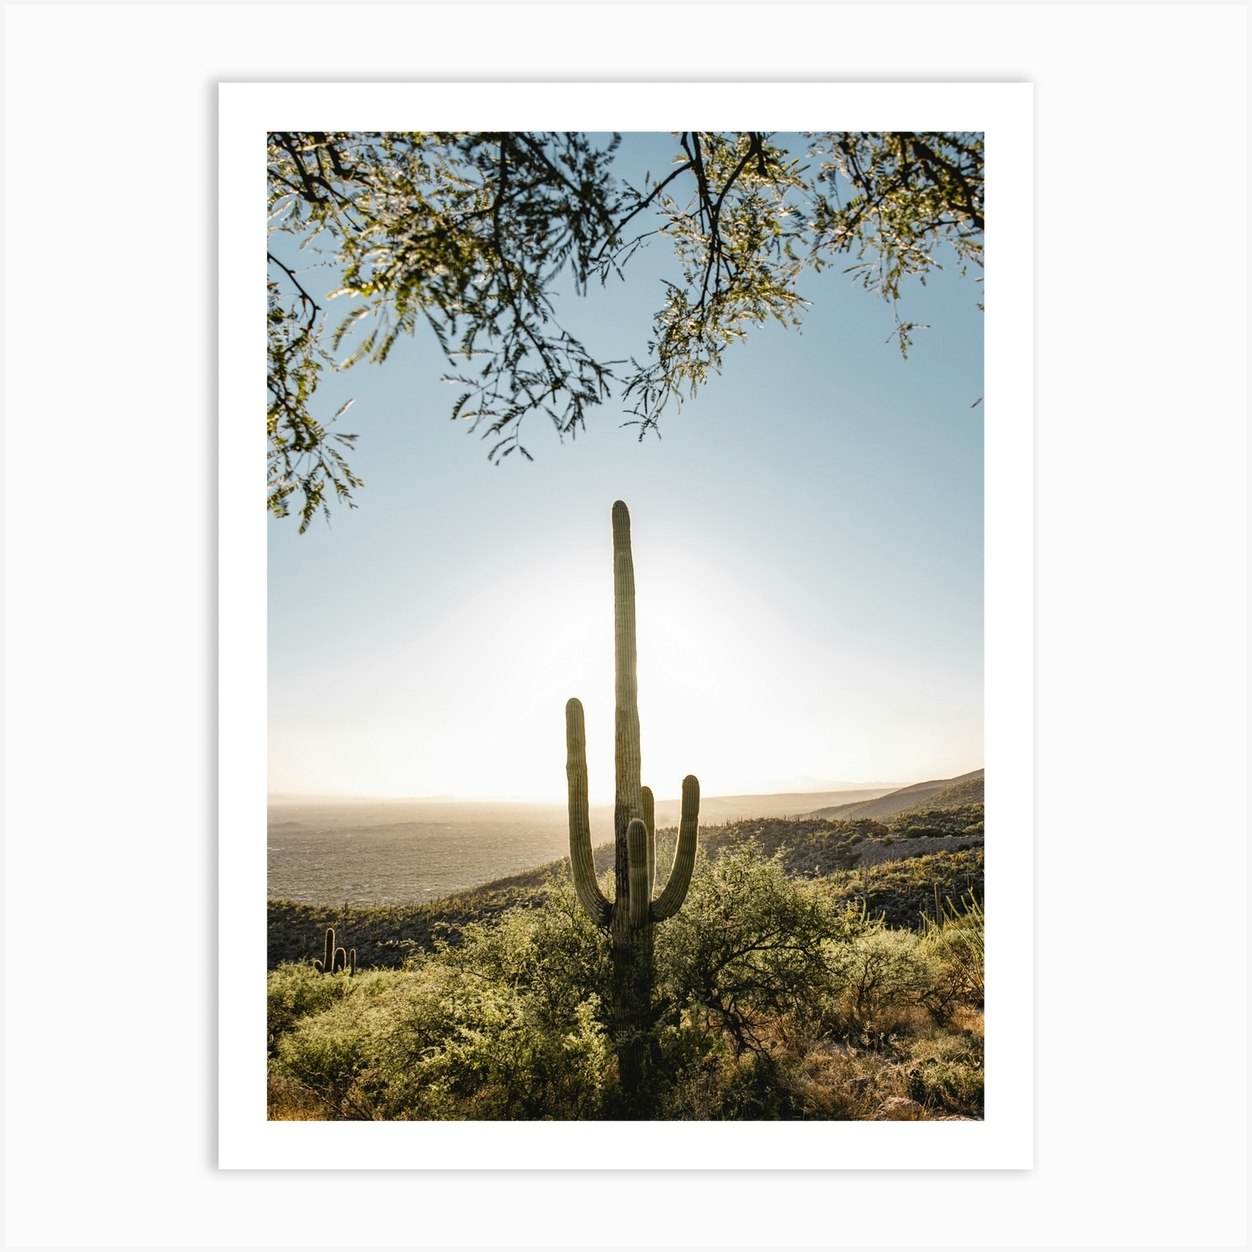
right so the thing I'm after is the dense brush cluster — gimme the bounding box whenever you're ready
[268,838,983,1121]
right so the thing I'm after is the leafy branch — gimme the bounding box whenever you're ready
[266,130,984,528]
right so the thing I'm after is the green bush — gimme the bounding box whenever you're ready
[269,878,614,1119]
[825,925,938,1042]
[360,961,611,1120]
[437,874,611,1036]
[267,962,410,1055]
[266,963,350,1055]
[818,846,984,929]
[904,1027,984,1116]
[658,843,837,1058]
[273,991,394,1118]
[918,891,984,1019]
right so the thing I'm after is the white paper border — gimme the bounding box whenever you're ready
[220,81,1033,1170]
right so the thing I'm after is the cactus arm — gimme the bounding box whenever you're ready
[566,697,611,926]
[652,775,701,921]
[641,785,655,900]
[626,818,650,929]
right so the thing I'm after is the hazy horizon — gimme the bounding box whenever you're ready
[266,784,898,806]
[266,784,897,804]
[266,768,984,809]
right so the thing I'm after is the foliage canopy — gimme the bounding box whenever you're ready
[267,131,984,528]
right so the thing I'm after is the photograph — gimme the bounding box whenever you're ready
[264,127,990,1123]
[6,3,1242,1245]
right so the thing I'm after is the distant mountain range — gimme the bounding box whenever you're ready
[802,769,984,820]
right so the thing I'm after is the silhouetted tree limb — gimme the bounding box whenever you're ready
[267,131,983,530]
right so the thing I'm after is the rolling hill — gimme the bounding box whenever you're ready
[803,768,984,820]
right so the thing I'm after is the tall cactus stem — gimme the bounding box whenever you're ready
[611,500,642,904]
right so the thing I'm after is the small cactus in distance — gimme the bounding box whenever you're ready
[312,926,355,975]
[312,926,335,973]
[565,500,700,1108]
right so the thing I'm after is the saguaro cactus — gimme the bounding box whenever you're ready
[566,500,700,1104]
[313,926,336,973]
[312,926,355,975]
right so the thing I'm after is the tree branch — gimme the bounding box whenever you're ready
[267,252,321,330]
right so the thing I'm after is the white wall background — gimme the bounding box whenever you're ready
[4,4,1246,1248]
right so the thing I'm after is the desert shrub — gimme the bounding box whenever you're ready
[655,1034,808,1120]
[824,925,938,1044]
[269,878,613,1120]
[770,1041,910,1120]
[436,873,611,1035]
[889,803,984,840]
[266,962,355,1055]
[266,962,410,1055]
[918,891,984,1020]
[657,843,837,1058]
[902,1022,984,1116]
[818,846,984,929]
[364,961,611,1120]
[266,1066,333,1120]
[699,817,872,877]
[273,991,396,1118]
[659,1024,976,1121]
[370,879,612,1119]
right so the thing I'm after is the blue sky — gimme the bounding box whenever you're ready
[268,133,984,802]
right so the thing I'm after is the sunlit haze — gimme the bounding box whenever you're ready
[268,133,983,804]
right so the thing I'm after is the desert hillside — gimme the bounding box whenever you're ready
[804,768,984,820]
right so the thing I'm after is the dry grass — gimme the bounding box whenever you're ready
[267,1070,333,1121]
